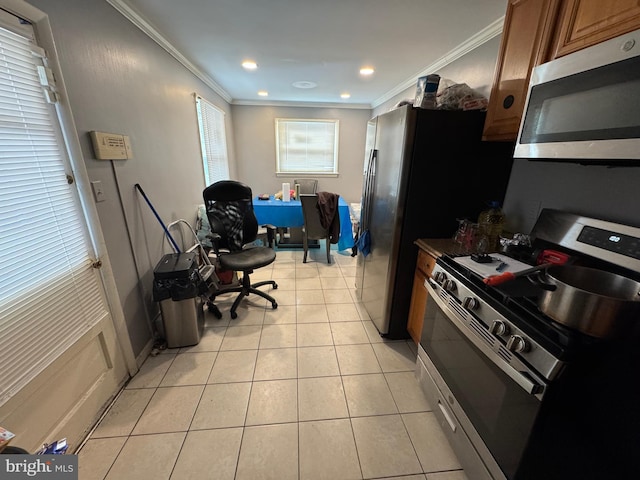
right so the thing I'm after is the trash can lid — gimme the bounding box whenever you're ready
[154,252,198,279]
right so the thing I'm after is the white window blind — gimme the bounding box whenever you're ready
[196,95,229,186]
[275,119,339,174]
[0,22,108,406]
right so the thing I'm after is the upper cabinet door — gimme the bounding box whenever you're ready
[482,0,562,142]
[552,0,640,58]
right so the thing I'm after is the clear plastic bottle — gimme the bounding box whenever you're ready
[477,201,505,252]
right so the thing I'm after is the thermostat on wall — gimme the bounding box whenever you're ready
[90,131,133,160]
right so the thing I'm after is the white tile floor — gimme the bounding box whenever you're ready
[77,247,467,480]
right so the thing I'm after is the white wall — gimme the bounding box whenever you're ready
[231,105,372,204]
[27,0,234,356]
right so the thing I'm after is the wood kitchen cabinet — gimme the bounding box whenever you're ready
[482,0,561,141]
[551,0,640,58]
[407,248,437,345]
[482,0,640,142]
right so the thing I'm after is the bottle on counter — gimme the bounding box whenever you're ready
[477,201,505,252]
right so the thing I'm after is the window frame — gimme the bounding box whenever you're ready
[195,94,230,186]
[275,118,340,177]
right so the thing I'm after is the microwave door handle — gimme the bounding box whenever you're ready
[425,279,545,397]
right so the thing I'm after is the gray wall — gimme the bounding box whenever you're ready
[21,1,640,358]
[503,160,640,234]
[29,0,234,357]
[374,33,640,235]
[373,36,503,117]
[232,105,372,204]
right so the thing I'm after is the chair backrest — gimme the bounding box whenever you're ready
[300,194,329,240]
[203,180,258,251]
[294,178,318,194]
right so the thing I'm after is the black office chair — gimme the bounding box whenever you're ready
[203,180,278,319]
[300,193,332,264]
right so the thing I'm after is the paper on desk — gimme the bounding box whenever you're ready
[454,254,533,279]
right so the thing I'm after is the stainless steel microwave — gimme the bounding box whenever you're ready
[514,28,640,164]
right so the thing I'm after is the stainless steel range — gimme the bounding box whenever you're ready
[416,209,640,480]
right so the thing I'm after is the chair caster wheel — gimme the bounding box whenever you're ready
[273,282,278,289]
[271,302,278,310]
[230,311,238,319]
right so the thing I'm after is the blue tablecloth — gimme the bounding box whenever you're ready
[253,196,354,251]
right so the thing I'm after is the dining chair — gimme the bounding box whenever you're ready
[294,178,318,194]
[203,180,278,319]
[300,193,331,264]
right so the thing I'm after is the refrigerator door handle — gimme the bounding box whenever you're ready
[364,149,377,230]
[361,149,376,232]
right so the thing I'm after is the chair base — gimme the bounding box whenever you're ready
[209,272,278,319]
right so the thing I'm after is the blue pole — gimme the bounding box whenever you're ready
[134,183,181,253]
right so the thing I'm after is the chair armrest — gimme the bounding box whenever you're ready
[206,233,222,255]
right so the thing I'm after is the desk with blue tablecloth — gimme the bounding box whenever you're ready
[253,196,354,251]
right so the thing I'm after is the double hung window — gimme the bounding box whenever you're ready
[195,95,230,186]
[275,118,339,175]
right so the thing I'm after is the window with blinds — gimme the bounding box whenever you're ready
[196,95,229,186]
[275,119,339,175]
[0,19,108,406]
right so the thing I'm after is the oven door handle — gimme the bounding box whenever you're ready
[425,278,545,397]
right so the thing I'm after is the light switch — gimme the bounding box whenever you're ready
[91,180,106,202]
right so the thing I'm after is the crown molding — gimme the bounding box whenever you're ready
[372,16,505,108]
[231,99,371,109]
[106,0,232,103]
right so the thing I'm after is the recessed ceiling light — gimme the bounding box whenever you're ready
[292,81,317,89]
[242,60,258,70]
[359,67,375,76]
[257,90,268,96]
[340,93,351,99]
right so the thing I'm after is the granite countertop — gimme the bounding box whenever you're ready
[414,238,458,258]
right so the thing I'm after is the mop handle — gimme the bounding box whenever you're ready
[134,183,181,253]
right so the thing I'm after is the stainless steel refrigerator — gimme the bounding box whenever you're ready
[355,105,515,339]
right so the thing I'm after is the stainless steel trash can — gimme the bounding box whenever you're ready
[153,252,205,348]
[159,295,204,348]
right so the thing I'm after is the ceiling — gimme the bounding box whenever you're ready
[110,0,507,108]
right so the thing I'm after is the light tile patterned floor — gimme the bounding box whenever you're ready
[77,248,468,480]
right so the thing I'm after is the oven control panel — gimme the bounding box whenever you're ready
[532,209,640,274]
[578,225,640,260]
